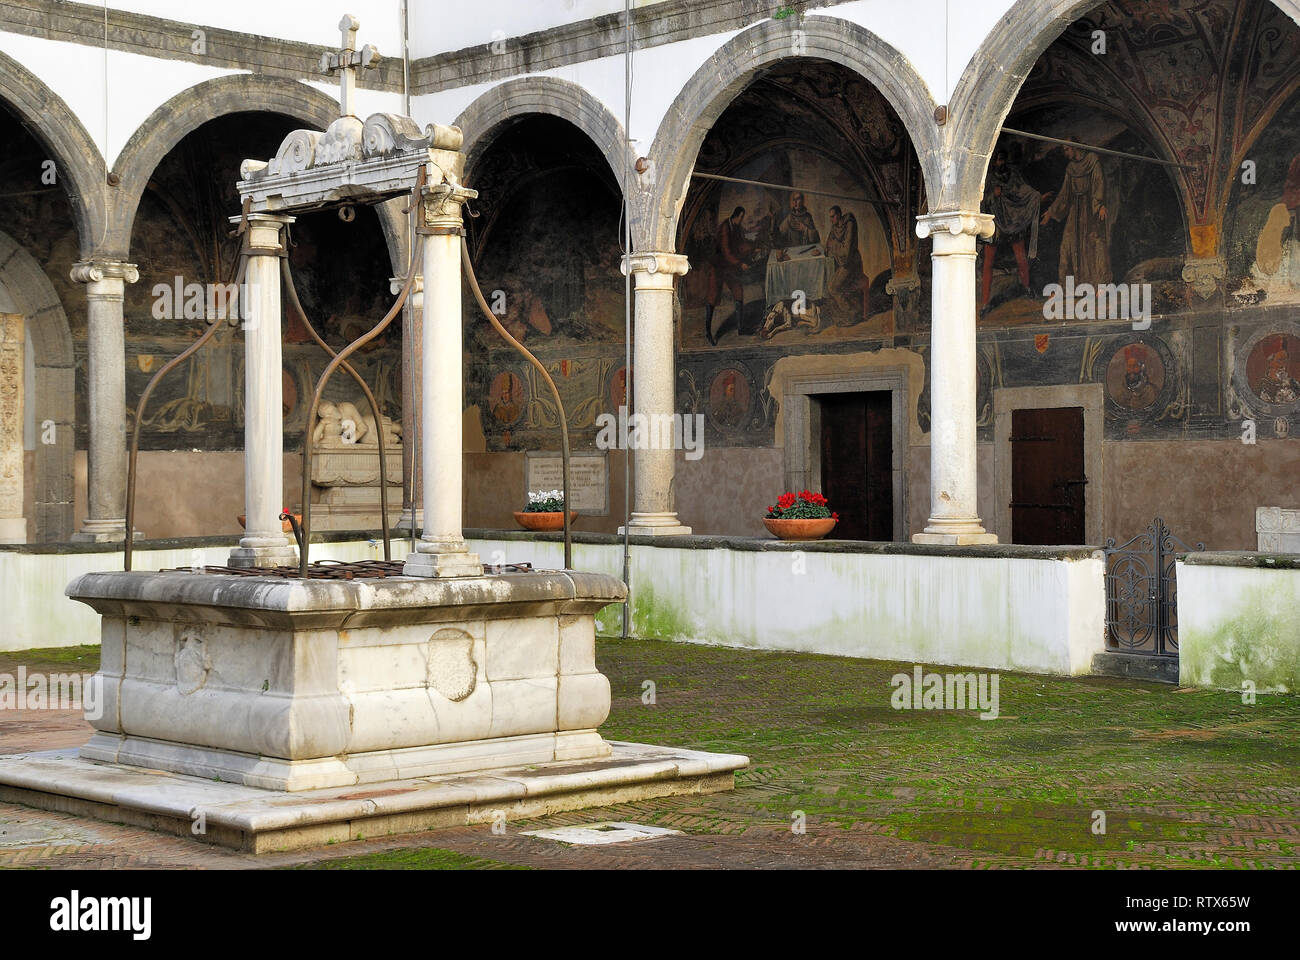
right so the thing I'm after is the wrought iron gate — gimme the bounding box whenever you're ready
[1103,517,1203,657]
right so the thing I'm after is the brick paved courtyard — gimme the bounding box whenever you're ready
[1,639,1297,869]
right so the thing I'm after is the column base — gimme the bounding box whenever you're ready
[403,537,483,578]
[912,518,998,546]
[618,512,692,537]
[394,508,424,533]
[229,536,298,569]
[72,518,135,543]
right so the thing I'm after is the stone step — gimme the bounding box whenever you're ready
[1091,651,1179,684]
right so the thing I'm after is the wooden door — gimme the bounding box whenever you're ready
[1010,406,1086,545]
[819,391,893,540]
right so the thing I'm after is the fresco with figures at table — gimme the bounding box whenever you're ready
[677,147,896,349]
[675,59,920,352]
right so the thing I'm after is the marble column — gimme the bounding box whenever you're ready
[912,212,997,545]
[403,184,481,578]
[229,214,298,568]
[0,313,24,543]
[619,253,691,536]
[392,274,423,534]
[70,259,138,542]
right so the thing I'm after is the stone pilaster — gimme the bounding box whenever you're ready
[404,182,482,578]
[619,252,691,537]
[228,214,298,568]
[0,313,24,543]
[70,259,138,543]
[391,274,424,534]
[912,212,997,545]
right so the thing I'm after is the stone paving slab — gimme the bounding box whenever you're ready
[0,739,745,854]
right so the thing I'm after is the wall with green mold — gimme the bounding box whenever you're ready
[470,538,1107,676]
[9,535,1109,679]
[1177,560,1300,693]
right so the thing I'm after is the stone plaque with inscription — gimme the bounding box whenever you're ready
[526,451,608,515]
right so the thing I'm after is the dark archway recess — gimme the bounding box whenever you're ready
[462,114,626,454]
[122,112,398,455]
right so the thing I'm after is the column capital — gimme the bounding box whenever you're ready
[419,181,477,234]
[622,252,689,290]
[915,211,994,242]
[229,212,295,252]
[69,259,139,285]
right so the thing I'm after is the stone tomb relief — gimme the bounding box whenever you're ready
[309,397,403,529]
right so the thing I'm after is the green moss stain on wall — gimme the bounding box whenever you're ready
[1182,583,1300,692]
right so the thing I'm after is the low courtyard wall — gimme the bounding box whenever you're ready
[1177,553,1300,693]
[0,536,385,652]
[2,530,1107,676]
[469,532,1107,677]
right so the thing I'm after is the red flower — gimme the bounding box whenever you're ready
[832,511,839,520]
[777,492,796,510]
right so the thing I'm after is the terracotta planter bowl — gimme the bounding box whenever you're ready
[763,517,837,541]
[514,511,579,532]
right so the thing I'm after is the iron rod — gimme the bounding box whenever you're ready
[998,127,1193,170]
[460,238,573,571]
[690,171,900,206]
[298,170,426,577]
[281,256,392,560]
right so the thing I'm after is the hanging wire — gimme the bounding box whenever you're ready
[620,0,633,638]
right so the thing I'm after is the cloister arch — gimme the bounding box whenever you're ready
[946,0,1300,217]
[0,230,76,541]
[107,74,407,270]
[0,51,105,257]
[455,76,628,197]
[642,15,942,253]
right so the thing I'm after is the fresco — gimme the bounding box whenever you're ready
[977,117,1184,325]
[1227,90,1300,308]
[680,148,894,349]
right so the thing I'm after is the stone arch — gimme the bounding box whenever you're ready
[0,230,76,541]
[642,15,943,252]
[0,51,106,258]
[108,74,407,271]
[454,75,629,208]
[945,0,1300,214]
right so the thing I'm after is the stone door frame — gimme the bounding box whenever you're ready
[782,366,909,542]
[994,383,1105,546]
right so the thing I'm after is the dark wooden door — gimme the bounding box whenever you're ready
[819,391,893,540]
[1010,406,1086,545]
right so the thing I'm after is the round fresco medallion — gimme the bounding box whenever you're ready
[488,370,524,426]
[1245,332,1300,410]
[1104,339,1169,416]
[707,367,751,431]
